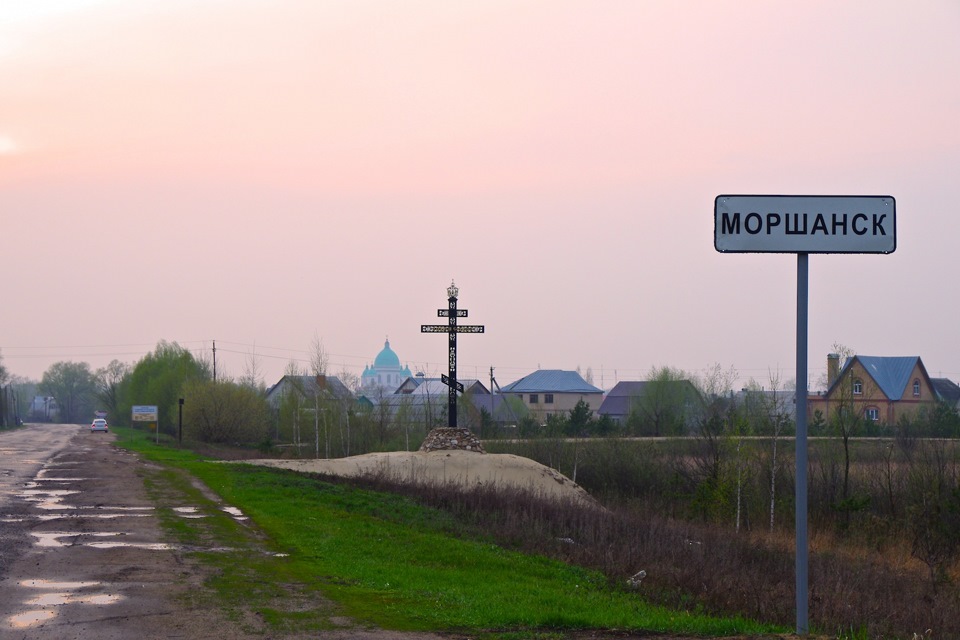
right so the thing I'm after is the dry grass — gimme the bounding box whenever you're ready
[347,473,959,638]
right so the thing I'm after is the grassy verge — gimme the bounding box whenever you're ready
[114,427,784,637]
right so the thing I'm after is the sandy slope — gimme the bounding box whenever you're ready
[242,450,598,505]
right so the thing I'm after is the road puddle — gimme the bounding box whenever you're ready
[25,499,74,510]
[25,592,122,606]
[38,512,152,520]
[7,579,125,630]
[173,506,207,518]
[221,506,248,520]
[4,511,154,523]
[88,541,177,550]
[35,469,87,481]
[32,531,125,547]
[29,532,182,551]
[16,488,82,510]
[8,610,56,628]
[18,489,78,497]
[20,580,101,589]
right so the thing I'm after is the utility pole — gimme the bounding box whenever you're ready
[213,340,217,382]
[489,366,495,433]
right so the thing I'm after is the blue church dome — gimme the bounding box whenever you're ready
[374,340,401,368]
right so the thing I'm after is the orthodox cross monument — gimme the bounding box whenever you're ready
[420,280,485,428]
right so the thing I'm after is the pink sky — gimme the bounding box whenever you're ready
[3,1,959,390]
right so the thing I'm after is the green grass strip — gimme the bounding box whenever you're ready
[114,428,783,636]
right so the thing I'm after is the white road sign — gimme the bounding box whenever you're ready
[132,405,158,422]
[715,195,896,254]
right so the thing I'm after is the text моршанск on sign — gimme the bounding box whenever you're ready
[714,194,896,254]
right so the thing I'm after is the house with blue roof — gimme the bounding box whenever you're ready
[807,353,956,425]
[499,369,603,421]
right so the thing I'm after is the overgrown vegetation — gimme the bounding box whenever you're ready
[487,436,960,638]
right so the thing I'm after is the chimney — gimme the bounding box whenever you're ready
[827,353,840,387]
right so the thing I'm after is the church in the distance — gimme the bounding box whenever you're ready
[361,339,413,392]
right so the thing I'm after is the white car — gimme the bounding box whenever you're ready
[91,418,109,433]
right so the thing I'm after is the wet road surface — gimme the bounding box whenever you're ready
[0,423,257,639]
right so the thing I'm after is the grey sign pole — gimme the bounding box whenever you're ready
[715,194,896,636]
[795,253,809,634]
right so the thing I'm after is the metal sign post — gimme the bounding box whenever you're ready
[420,280,485,428]
[715,194,895,634]
[795,253,809,632]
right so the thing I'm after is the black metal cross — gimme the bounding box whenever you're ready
[420,280,485,428]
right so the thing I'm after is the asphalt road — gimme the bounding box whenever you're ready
[0,423,76,584]
[0,423,270,639]
[0,424,457,640]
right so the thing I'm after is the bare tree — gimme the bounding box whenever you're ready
[240,344,265,391]
[687,363,739,525]
[765,371,792,532]
[309,334,331,458]
[281,359,307,453]
[336,364,360,456]
[337,365,360,394]
[829,344,861,514]
[309,333,328,377]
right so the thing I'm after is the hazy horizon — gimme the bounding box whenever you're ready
[3,1,959,391]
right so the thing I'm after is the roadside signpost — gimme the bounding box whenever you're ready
[132,405,158,421]
[132,405,160,443]
[715,194,896,634]
[715,195,896,254]
[420,281,485,428]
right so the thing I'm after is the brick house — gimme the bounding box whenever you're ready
[807,354,953,425]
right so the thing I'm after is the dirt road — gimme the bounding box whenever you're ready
[0,424,278,638]
[0,424,460,640]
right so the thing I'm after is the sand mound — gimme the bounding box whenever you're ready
[242,450,597,505]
